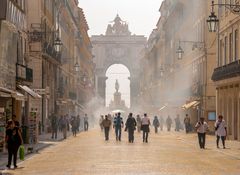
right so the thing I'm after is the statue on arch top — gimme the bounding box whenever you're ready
[105,14,131,36]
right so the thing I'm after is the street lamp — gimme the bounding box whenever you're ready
[176,45,184,60]
[207,0,240,32]
[176,40,204,60]
[207,1,219,32]
[159,66,164,77]
[54,35,62,52]
[74,62,80,72]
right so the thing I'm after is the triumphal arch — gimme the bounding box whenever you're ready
[91,15,146,108]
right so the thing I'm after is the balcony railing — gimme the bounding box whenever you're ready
[43,42,61,63]
[212,60,240,81]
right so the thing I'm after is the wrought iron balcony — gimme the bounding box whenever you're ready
[43,42,61,63]
[212,60,240,81]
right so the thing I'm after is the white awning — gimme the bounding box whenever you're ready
[0,87,25,100]
[158,105,167,111]
[18,85,41,98]
[0,91,11,98]
[182,101,200,110]
[13,92,25,101]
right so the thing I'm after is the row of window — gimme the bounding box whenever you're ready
[219,29,239,66]
[12,0,25,11]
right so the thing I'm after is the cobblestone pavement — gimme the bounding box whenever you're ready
[1,128,240,175]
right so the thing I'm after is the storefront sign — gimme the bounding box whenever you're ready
[16,64,33,82]
[17,64,26,80]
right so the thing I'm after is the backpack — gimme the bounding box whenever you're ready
[115,117,122,127]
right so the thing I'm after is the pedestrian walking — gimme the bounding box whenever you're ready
[215,115,227,149]
[153,116,160,133]
[84,114,89,131]
[141,113,150,143]
[12,115,20,128]
[99,115,104,131]
[113,112,124,141]
[136,115,141,133]
[195,117,208,149]
[125,113,137,143]
[61,115,68,139]
[51,114,58,139]
[5,120,23,169]
[102,115,112,141]
[76,115,80,132]
[184,114,191,133]
[70,116,78,137]
[159,116,164,131]
[166,116,172,131]
[174,115,181,132]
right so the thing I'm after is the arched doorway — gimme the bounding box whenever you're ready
[105,64,130,109]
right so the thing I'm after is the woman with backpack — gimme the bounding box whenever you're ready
[5,119,23,169]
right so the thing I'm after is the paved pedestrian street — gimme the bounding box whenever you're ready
[1,129,240,175]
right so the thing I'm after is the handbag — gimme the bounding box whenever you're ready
[19,145,25,161]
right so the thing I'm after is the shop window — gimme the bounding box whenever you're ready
[208,112,216,121]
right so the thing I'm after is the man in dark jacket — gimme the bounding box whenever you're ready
[125,113,137,143]
[51,114,58,139]
[102,115,112,141]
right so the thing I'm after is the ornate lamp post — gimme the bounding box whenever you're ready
[176,45,184,60]
[176,40,205,60]
[207,0,240,32]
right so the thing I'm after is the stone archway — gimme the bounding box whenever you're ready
[91,15,146,109]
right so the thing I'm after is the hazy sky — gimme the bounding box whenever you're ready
[79,0,162,36]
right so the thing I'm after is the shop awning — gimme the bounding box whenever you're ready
[0,87,25,100]
[0,91,11,98]
[182,101,200,110]
[18,85,41,98]
[13,92,25,101]
[158,105,167,111]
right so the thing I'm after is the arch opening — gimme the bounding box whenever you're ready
[105,64,130,109]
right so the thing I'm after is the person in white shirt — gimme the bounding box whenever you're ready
[195,117,208,149]
[215,115,227,149]
[141,113,151,143]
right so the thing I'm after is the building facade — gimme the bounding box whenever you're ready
[140,0,217,130]
[0,0,94,150]
[26,0,95,134]
[0,0,37,150]
[211,0,240,140]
